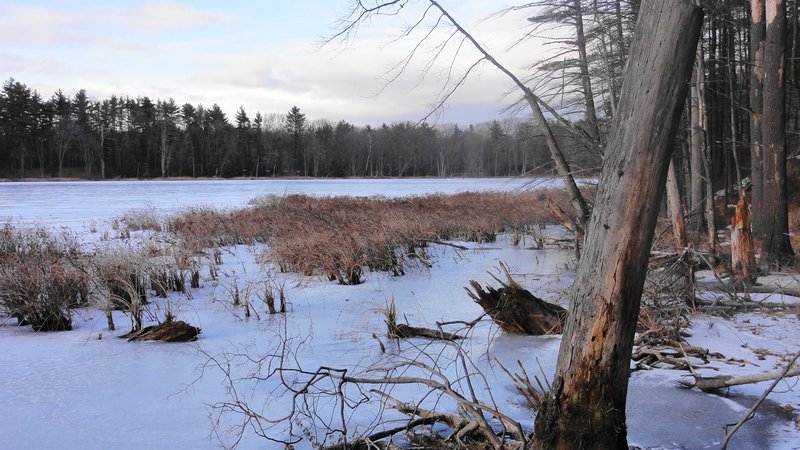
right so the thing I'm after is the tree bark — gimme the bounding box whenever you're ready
[533,2,703,448]
[759,0,795,268]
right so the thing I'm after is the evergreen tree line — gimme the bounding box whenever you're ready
[0,82,603,180]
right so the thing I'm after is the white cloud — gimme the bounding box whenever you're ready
[184,5,550,125]
[0,1,556,126]
[0,2,239,48]
[0,5,90,46]
[108,1,239,32]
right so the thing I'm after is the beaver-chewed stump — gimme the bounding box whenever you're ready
[466,266,567,335]
[125,320,201,342]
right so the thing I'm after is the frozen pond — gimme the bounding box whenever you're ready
[0,178,564,229]
[0,177,797,449]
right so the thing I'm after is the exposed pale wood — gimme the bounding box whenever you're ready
[720,351,800,449]
[730,192,757,287]
[533,2,703,448]
[666,160,687,248]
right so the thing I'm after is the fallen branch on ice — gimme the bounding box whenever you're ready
[719,351,800,449]
[680,354,800,392]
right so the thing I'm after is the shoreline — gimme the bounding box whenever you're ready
[0,174,574,183]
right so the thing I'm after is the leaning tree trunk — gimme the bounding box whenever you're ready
[426,1,593,225]
[533,2,703,449]
[759,0,795,268]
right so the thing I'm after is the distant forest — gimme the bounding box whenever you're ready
[0,79,599,180]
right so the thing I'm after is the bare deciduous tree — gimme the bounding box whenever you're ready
[329,0,593,223]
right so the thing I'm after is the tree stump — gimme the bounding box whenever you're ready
[125,320,201,342]
[731,191,757,288]
[466,265,566,335]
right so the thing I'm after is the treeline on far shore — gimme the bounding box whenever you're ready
[0,79,600,181]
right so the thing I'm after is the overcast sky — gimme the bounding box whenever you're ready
[1,1,546,126]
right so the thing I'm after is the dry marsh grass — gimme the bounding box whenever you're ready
[116,208,163,233]
[168,190,586,284]
[0,189,591,332]
[0,223,88,331]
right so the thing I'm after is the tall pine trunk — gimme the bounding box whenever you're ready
[533,2,703,448]
[690,46,707,232]
[759,0,795,267]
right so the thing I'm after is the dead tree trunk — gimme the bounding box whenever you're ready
[731,192,757,287]
[759,0,795,268]
[533,2,703,449]
[690,45,707,233]
[750,0,766,237]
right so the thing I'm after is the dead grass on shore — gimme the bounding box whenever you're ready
[169,190,586,284]
[0,224,88,330]
[1,189,590,332]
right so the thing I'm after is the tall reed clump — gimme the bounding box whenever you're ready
[0,223,88,331]
[167,189,590,285]
[93,248,149,332]
[116,208,163,233]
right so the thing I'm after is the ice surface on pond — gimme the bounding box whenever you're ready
[1,241,797,449]
[0,178,797,450]
[0,178,565,230]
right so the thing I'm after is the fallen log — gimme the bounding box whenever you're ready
[125,320,201,342]
[466,263,566,335]
[680,360,800,392]
[385,301,465,341]
[393,323,464,341]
